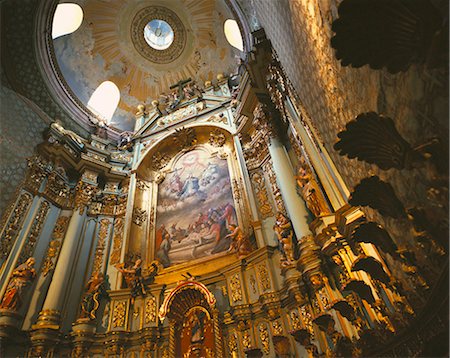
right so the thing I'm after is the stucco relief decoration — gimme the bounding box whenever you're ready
[155,149,237,267]
[112,301,127,328]
[0,192,33,260]
[172,127,197,151]
[110,218,125,265]
[131,6,186,64]
[145,296,157,324]
[132,208,147,226]
[92,219,110,274]
[18,201,51,263]
[251,171,273,219]
[208,129,226,147]
[151,151,171,171]
[229,274,242,302]
[42,216,70,276]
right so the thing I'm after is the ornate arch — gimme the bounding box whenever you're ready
[159,280,223,357]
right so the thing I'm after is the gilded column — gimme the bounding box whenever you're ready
[253,103,311,239]
[30,170,98,347]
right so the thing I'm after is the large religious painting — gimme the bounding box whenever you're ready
[155,149,237,267]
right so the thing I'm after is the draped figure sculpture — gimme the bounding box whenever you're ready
[295,158,330,217]
[0,257,36,311]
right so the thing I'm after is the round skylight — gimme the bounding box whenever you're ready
[144,19,174,50]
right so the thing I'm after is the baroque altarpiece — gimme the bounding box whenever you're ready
[0,35,447,358]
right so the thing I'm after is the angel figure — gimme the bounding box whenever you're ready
[226,225,253,258]
[274,212,297,267]
[0,257,36,310]
[295,159,330,218]
[115,259,146,304]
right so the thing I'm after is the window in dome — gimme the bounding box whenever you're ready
[144,19,174,50]
[224,19,244,52]
[52,3,84,39]
[87,81,120,123]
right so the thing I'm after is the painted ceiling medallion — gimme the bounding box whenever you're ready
[131,6,186,64]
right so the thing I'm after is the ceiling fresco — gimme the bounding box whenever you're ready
[53,0,242,132]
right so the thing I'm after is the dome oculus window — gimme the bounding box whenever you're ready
[144,19,174,50]
[224,19,244,52]
[52,3,83,39]
[87,81,120,123]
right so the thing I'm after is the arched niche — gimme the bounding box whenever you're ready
[159,280,223,357]
[130,124,253,278]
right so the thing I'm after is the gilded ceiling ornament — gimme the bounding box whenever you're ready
[0,192,33,260]
[131,6,186,64]
[208,129,226,147]
[144,296,157,324]
[110,218,124,265]
[132,208,147,226]
[251,171,273,219]
[112,301,127,328]
[259,324,270,354]
[172,127,197,151]
[229,274,243,303]
[151,151,171,171]
[257,264,271,292]
[18,201,50,264]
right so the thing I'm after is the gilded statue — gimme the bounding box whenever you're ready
[273,212,297,267]
[226,225,253,259]
[115,259,146,304]
[79,272,109,320]
[295,159,330,217]
[0,257,36,310]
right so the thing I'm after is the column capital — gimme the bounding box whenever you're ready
[74,172,99,214]
[252,102,278,144]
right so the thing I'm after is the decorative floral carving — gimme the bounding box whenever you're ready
[110,218,124,265]
[41,216,70,276]
[259,324,270,354]
[44,172,70,207]
[209,129,226,147]
[257,264,271,291]
[172,127,197,151]
[242,331,252,350]
[249,275,257,294]
[112,301,127,328]
[228,331,238,353]
[145,296,157,324]
[264,161,286,213]
[148,207,155,231]
[290,311,302,330]
[18,201,50,264]
[74,181,98,215]
[251,171,273,219]
[137,180,150,191]
[24,156,51,193]
[92,219,110,275]
[232,179,241,203]
[151,152,171,170]
[132,208,147,226]
[272,320,284,335]
[0,193,33,260]
[229,274,242,302]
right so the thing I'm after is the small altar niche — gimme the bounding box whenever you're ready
[159,280,222,357]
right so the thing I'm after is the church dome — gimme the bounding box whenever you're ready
[47,0,246,132]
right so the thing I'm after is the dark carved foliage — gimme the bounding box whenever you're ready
[351,255,391,284]
[351,222,398,256]
[334,112,424,170]
[331,0,447,73]
[349,176,406,219]
[343,279,375,304]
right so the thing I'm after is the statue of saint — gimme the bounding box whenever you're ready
[226,225,253,258]
[79,272,108,320]
[115,259,146,304]
[295,159,330,218]
[273,212,297,267]
[0,257,36,311]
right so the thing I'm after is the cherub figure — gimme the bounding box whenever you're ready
[115,259,146,304]
[273,212,297,267]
